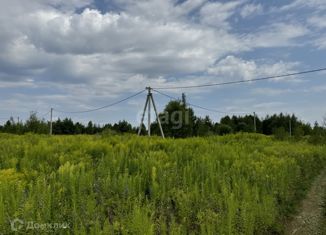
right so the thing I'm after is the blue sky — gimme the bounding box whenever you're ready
[0,0,325,126]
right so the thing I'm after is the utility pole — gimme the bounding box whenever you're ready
[138,93,149,136]
[151,92,165,138]
[138,87,165,138]
[253,112,257,133]
[289,118,292,137]
[148,88,151,136]
[50,108,53,135]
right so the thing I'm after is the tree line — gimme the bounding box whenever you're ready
[1,95,325,140]
[0,112,135,135]
[150,97,326,140]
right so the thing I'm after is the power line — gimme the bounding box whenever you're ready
[40,110,51,119]
[153,89,248,115]
[54,89,146,114]
[152,67,326,90]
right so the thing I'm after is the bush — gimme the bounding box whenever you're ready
[217,124,233,135]
[273,127,288,140]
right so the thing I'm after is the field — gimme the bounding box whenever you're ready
[0,133,325,234]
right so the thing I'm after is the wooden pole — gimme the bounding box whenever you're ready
[147,87,151,136]
[50,108,53,135]
[253,112,257,133]
[138,95,149,136]
[150,93,165,138]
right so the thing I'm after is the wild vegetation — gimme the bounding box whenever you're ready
[0,133,325,234]
[1,103,325,140]
[323,189,326,232]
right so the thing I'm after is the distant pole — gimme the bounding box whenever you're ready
[17,117,20,124]
[289,119,292,137]
[50,108,53,135]
[147,87,151,136]
[253,112,257,133]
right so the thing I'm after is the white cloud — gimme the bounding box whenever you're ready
[251,88,293,96]
[306,85,326,93]
[308,16,326,29]
[307,16,326,49]
[208,56,299,81]
[42,0,92,10]
[253,102,285,109]
[0,0,324,124]
[112,0,176,22]
[280,0,326,11]
[314,35,326,49]
[0,0,308,94]
[110,0,206,22]
[175,0,207,16]
[275,4,326,51]
[240,3,263,18]
[0,4,249,92]
[244,23,308,48]
[199,0,244,28]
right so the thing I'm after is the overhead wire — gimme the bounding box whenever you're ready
[153,89,249,115]
[39,110,51,119]
[54,89,146,114]
[152,67,326,90]
[1,67,325,122]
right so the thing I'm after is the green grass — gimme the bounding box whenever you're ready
[0,133,325,234]
[322,189,326,233]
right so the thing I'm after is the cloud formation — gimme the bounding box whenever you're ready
[208,56,298,81]
[240,3,263,18]
[0,0,325,123]
[0,1,308,88]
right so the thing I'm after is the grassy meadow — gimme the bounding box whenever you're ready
[0,133,325,234]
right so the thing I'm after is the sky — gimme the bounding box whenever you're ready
[0,0,325,126]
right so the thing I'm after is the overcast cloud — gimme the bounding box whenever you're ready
[0,0,325,125]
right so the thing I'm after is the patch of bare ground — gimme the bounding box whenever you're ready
[285,170,326,235]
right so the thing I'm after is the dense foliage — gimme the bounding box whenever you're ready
[0,112,135,135]
[0,134,325,234]
[1,109,325,139]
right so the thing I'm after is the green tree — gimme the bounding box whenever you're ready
[25,112,48,134]
[113,120,133,133]
[220,116,234,132]
[75,122,85,134]
[293,126,304,140]
[86,121,95,134]
[61,118,75,134]
[216,124,232,135]
[155,96,195,138]
[194,116,213,136]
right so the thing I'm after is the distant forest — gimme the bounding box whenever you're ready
[1,97,325,141]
